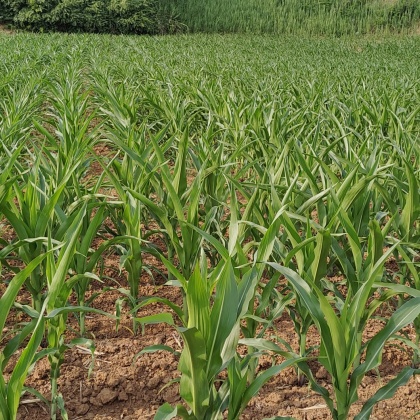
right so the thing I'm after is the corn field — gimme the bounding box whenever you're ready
[0,32,420,420]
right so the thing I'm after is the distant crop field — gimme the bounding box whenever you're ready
[164,0,420,35]
[0,32,419,420]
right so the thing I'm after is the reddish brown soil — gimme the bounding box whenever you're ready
[2,258,418,420]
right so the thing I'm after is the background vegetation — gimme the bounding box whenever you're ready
[0,0,175,34]
[1,0,420,34]
[163,0,420,35]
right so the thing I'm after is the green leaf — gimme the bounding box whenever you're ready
[173,129,189,197]
[178,327,210,418]
[354,367,419,420]
[350,297,420,401]
[238,338,296,358]
[240,357,303,413]
[187,223,230,261]
[207,260,239,380]
[135,313,175,327]
[187,264,211,341]
[227,356,249,420]
[134,345,180,362]
[46,306,117,319]
[255,205,287,266]
[154,403,178,420]
[7,316,46,416]
[154,403,193,420]
[372,282,420,298]
[132,297,185,325]
[46,204,87,312]
[0,253,47,339]
[309,230,331,284]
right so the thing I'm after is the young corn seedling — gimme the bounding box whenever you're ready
[54,198,108,337]
[137,204,301,419]
[138,255,304,420]
[140,76,195,135]
[127,127,217,281]
[43,203,102,419]
[0,253,49,420]
[94,78,160,331]
[188,122,242,239]
[269,220,420,420]
[246,165,331,385]
[1,199,116,417]
[381,158,420,365]
[0,145,88,311]
[216,186,291,384]
[280,221,331,386]
[33,59,99,206]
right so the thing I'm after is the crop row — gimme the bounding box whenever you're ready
[0,33,419,420]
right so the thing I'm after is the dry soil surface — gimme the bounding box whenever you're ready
[3,263,419,420]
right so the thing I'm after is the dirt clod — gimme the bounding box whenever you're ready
[97,388,118,405]
[118,391,129,401]
[76,403,90,415]
[315,366,328,379]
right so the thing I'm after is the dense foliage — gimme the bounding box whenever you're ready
[0,0,173,34]
[0,32,419,419]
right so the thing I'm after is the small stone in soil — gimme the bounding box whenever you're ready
[315,366,328,379]
[107,376,120,387]
[118,390,129,401]
[75,403,90,415]
[97,387,118,404]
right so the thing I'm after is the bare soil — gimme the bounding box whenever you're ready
[0,24,14,35]
[3,257,419,420]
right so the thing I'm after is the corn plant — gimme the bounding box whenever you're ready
[55,198,108,336]
[93,76,158,330]
[33,58,99,206]
[134,206,303,419]
[269,225,420,420]
[138,257,304,420]
[43,203,100,419]
[0,156,82,312]
[380,158,420,365]
[280,224,331,385]
[127,128,216,281]
[0,253,48,420]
